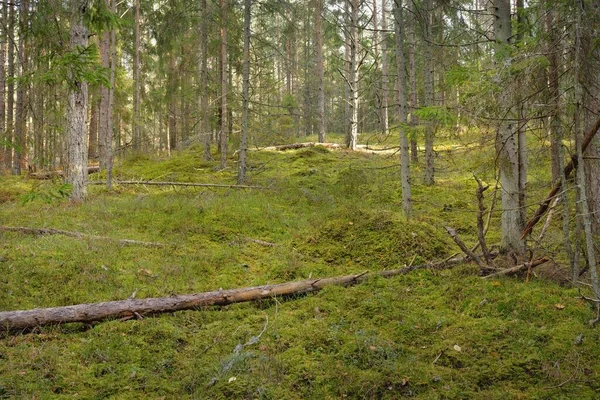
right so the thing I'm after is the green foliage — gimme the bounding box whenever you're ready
[21,182,72,204]
[85,0,120,33]
[39,45,109,89]
[414,106,456,126]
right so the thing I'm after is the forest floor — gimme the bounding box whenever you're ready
[1,131,599,399]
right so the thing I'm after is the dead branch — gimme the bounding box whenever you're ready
[0,226,165,248]
[29,166,100,180]
[260,142,342,151]
[473,176,491,264]
[522,114,600,238]
[444,226,487,272]
[0,253,488,331]
[88,181,272,190]
[244,237,277,247]
[482,257,550,279]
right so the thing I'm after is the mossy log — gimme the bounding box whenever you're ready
[0,255,473,331]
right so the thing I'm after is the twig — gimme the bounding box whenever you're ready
[0,226,166,248]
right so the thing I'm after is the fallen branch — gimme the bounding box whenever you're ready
[444,226,487,272]
[473,176,492,264]
[29,166,100,180]
[88,180,271,190]
[244,237,277,247]
[261,142,342,151]
[0,254,484,331]
[482,257,550,279]
[0,226,165,248]
[522,114,600,238]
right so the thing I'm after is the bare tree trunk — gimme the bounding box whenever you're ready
[0,2,6,172]
[347,0,360,150]
[106,0,116,188]
[394,0,411,218]
[380,0,389,137]
[493,0,524,255]
[423,0,435,185]
[6,1,14,171]
[66,0,90,202]
[219,0,228,169]
[98,8,110,169]
[88,92,98,159]
[199,0,211,160]
[238,0,251,184]
[132,0,141,152]
[14,0,28,175]
[315,0,326,143]
[168,53,177,151]
[407,0,418,162]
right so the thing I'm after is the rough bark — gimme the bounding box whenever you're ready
[132,0,141,152]
[0,1,6,171]
[237,0,250,184]
[6,2,14,172]
[423,0,435,186]
[482,257,550,279]
[493,0,524,255]
[379,0,389,137]
[347,0,360,150]
[66,0,90,202]
[219,0,228,169]
[0,255,487,331]
[14,0,28,175]
[407,0,418,162]
[315,0,326,143]
[394,0,412,218]
[199,0,211,160]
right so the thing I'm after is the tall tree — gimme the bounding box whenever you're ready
[6,1,14,172]
[66,0,90,201]
[219,0,228,169]
[198,0,211,160]
[379,0,389,137]
[238,0,251,184]
[422,0,435,185]
[492,0,524,255]
[315,0,326,143]
[347,0,360,150]
[132,0,141,151]
[0,1,6,171]
[394,0,411,218]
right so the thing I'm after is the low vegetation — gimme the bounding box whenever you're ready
[0,133,598,398]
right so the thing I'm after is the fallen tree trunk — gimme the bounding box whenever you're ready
[0,226,165,248]
[88,181,270,190]
[482,257,550,279]
[29,166,100,180]
[261,142,342,151]
[522,114,600,238]
[0,254,477,331]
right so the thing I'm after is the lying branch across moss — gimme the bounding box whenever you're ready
[0,254,479,331]
[0,226,165,248]
[88,181,272,190]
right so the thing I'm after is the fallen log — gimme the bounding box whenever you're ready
[88,180,271,190]
[261,142,342,151]
[0,226,165,248]
[0,254,478,331]
[522,114,600,238]
[29,166,100,180]
[482,257,550,279]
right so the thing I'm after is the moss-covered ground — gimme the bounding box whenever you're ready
[1,133,599,399]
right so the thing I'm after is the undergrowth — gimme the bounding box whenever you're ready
[0,138,598,399]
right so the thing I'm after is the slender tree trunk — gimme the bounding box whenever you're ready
[238,0,251,184]
[380,0,389,137]
[168,54,177,151]
[423,0,435,185]
[106,0,116,188]
[199,0,211,160]
[14,0,28,175]
[132,0,141,151]
[66,0,90,202]
[0,2,6,172]
[88,92,98,159]
[372,0,383,134]
[98,11,110,170]
[394,0,411,218]
[493,0,524,255]
[407,0,418,162]
[347,0,359,150]
[6,2,14,172]
[315,0,326,143]
[219,0,228,169]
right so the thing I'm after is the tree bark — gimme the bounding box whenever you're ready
[219,0,228,169]
[14,0,28,175]
[394,0,412,218]
[237,0,251,184]
[132,0,141,152]
[0,1,6,172]
[407,0,418,162]
[315,0,326,143]
[199,0,211,160]
[379,0,390,137]
[66,0,90,202]
[347,0,360,150]
[6,1,14,172]
[423,0,435,186]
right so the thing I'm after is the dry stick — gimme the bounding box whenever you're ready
[537,197,561,243]
[482,257,550,279]
[88,181,271,190]
[522,114,600,238]
[444,226,487,271]
[0,254,486,331]
[260,142,342,151]
[473,175,491,264]
[0,226,165,248]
